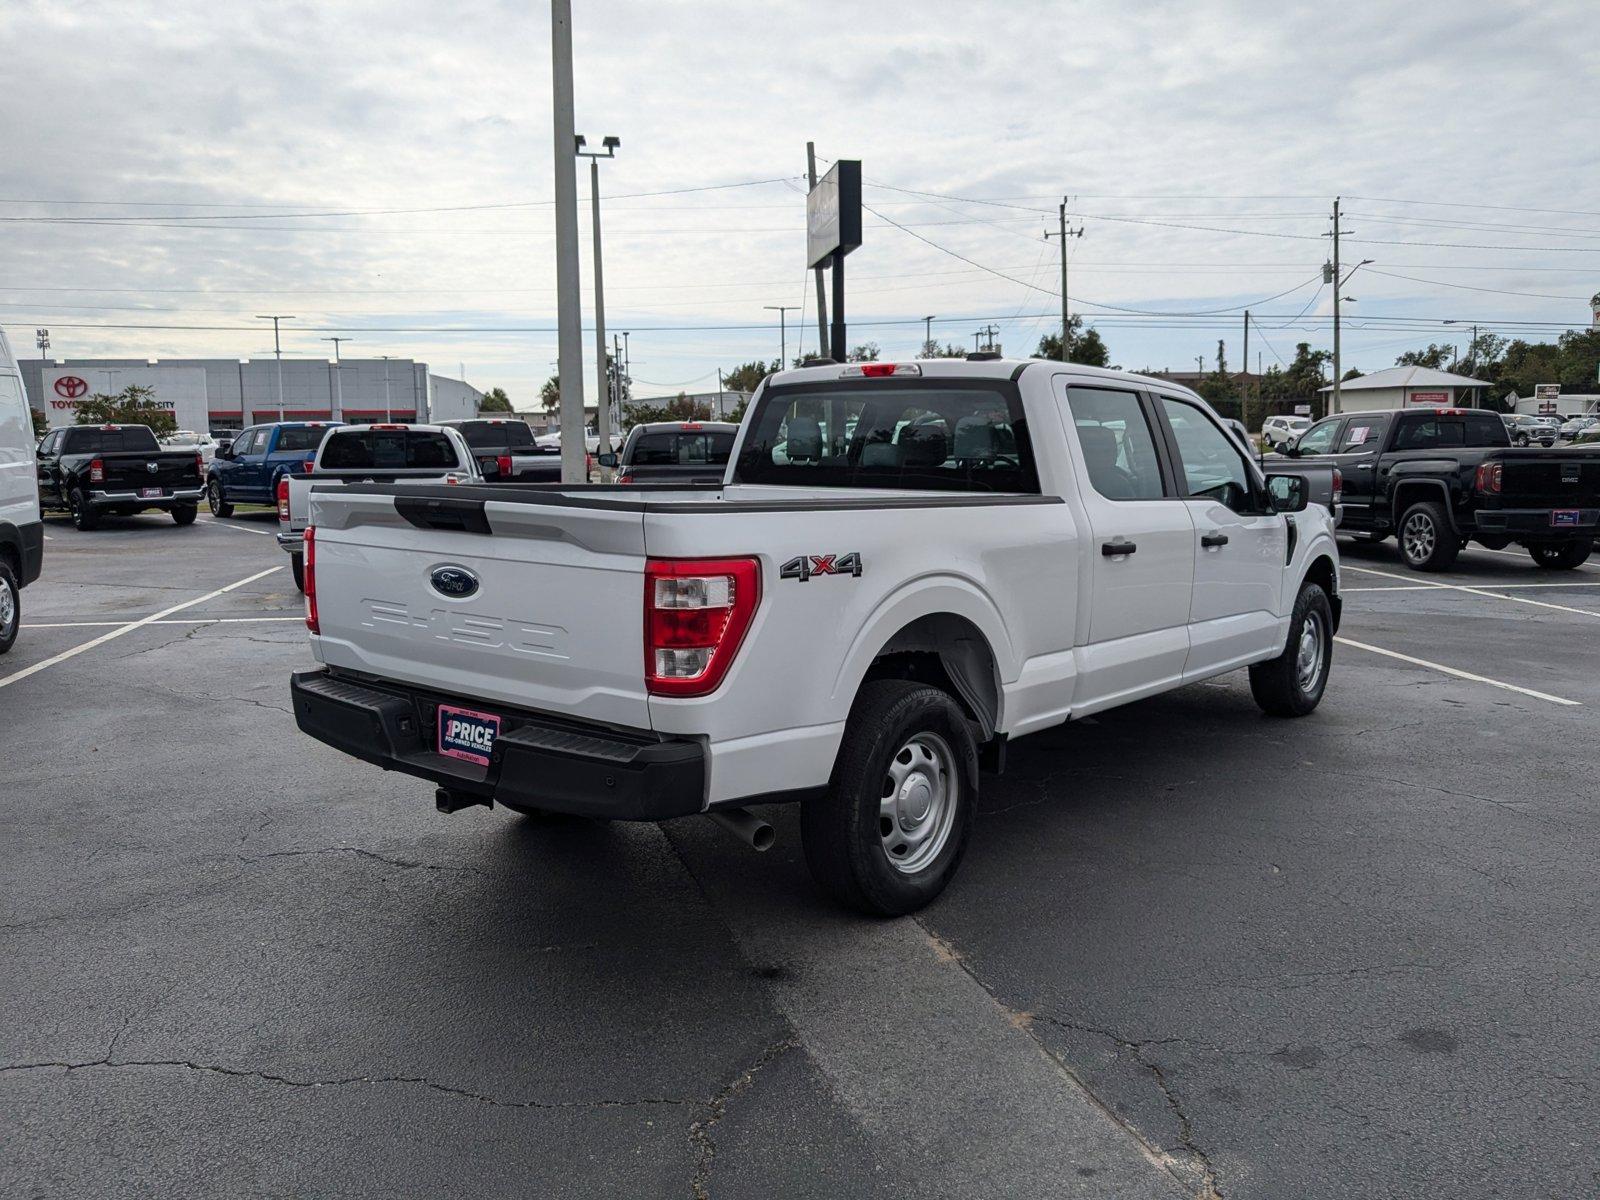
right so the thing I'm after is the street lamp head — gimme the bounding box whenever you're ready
[602,136,620,151]
[574,134,587,150]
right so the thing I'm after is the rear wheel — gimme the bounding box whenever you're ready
[1398,500,1458,571]
[1249,580,1334,717]
[290,554,305,592]
[69,488,99,531]
[0,559,19,655]
[207,478,234,518]
[1529,541,1591,570]
[801,679,977,917]
[172,504,197,526]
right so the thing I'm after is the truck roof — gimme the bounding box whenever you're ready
[764,357,1204,398]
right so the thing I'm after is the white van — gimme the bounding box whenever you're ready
[0,329,44,654]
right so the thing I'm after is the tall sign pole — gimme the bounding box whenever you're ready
[806,159,861,362]
[807,143,828,358]
[578,135,620,458]
[550,0,586,483]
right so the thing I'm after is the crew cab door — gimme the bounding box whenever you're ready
[35,430,61,505]
[1330,413,1389,525]
[1058,383,1194,709]
[236,427,273,501]
[215,427,256,492]
[1153,395,1287,678]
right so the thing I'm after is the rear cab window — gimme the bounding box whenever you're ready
[627,428,736,466]
[319,428,461,470]
[456,421,536,450]
[62,427,160,454]
[274,426,331,454]
[733,379,1037,493]
[1393,410,1509,451]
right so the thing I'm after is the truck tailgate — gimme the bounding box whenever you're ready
[1495,449,1600,508]
[101,452,196,491]
[308,490,649,728]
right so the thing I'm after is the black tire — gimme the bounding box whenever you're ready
[1529,541,1591,570]
[290,554,305,592]
[207,478,234,518]
[69,488,99,531]
[1397,499,1459,572]
[1249,580,1334,718]
[1514,434,1529,447]
[801,679,978,917]
[0,559,19,656]
[172,504,197,526]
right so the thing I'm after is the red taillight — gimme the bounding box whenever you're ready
[195,452,204,480]
[303,527,319,634]
[644,558,760,697]
[617,470,633,485]
[859,363,897,377]
[1475,461,1503,494]
[89,458,104,483]
[496,454,512,479]
[1331,467,1343,506]
[303,456,316,473]
[276,476,291,522]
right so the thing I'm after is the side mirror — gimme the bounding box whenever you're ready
[596,452,618,469]
[215,441,233,459]
[1280,438,1300,458]
[1266,474,1308,513]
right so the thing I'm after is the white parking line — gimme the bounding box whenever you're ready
[1335,636,1580,707]
[201,518,274,536]
[1342,564,1600,619]
[23,616,303,629]
[1345,580,1600,592]
[0,565,284,690]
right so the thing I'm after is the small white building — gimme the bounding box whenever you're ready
[1318,366,1490,413]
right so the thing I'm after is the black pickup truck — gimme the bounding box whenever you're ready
[436,418,562,482]
[36,424,206,530]
[1280,406,1600,570]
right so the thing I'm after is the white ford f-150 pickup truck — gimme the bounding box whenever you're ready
[291,358,1340,914]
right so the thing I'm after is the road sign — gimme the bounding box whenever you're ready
[1534,383,1560,401]
[807,160,861,269]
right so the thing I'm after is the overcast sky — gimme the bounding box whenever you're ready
[2,0,1595,404]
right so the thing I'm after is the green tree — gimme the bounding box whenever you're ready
[1341,368,1364,381]
[72,385,177,435]
[622,393,714,426]
[30,408,48,440]
[477,386,513,413]
[919,340,967,358]
[721,359,780,395]
[1395,344,1453,369]
[846,342,881,363]
[539,375,560,413]
[1035,317,1111,367]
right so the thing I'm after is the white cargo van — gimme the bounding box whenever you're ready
[0,329,44,654]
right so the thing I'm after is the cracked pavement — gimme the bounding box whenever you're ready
[4,517,1598,1197]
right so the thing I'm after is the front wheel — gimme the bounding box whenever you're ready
[801,680,977,916]
[172,504,197,526]
[0,559,19,655]
[1398,500,1459,572]
[1529,541,1592,570]
[207,479,234,518]
[1250,581,1334,717]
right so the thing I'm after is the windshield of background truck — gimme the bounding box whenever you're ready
[459,421,536,449]
[319,429,458,470]
[733,381,1038,492]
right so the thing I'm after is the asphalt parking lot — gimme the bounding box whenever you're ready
[3,513,1597,1199]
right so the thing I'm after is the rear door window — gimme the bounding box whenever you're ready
[1063,386,1165,501]
[319,429,459,470]
[733,381,1037,493]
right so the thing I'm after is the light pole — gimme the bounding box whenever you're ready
[576,133,620,456]
[35,328,49,361]
[550,1,586,483]
[763,305,798,368]
[380,355,394,423]
[256,315,294,418]
[321,336,352,420]
[921,315,936,355]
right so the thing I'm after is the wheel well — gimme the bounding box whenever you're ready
[1391,479,1455,530]
[861,613,1000,740]
[1303,554,1341,631]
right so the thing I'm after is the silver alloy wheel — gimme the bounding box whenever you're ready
[1402,511,1436,564]
[1295,608,1325,693]
[0,578,15,638]
[879,731,958,875]
[208,480,223,514]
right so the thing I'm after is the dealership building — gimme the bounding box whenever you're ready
[19,356,483,433]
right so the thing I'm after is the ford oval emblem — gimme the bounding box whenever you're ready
[430,565,479,598]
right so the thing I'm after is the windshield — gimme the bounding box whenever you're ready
[319,429,460,470]
[63,426,160,454]
[457,421,536,449]
[733,380,1037,493]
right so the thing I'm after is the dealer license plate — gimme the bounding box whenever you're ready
[1551,509,1581,527]
[140,487,164,498]
[437,704,501,766]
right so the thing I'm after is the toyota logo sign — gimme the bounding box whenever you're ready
[55,376,88,399]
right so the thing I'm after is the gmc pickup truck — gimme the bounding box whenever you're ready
[35,424,206,530]
[1281,406,1600,570]
[291,358,1341,915]
[278,423,481,590]
[438,418,562,482]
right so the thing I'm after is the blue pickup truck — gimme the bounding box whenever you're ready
[206,421,343,517]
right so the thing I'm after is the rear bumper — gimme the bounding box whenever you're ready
[277,530,303,554]
[1474,507,1600,540]
[290,669,705,820]
[89,486,204,508]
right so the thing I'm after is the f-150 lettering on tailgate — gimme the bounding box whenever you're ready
[361,598,569,659]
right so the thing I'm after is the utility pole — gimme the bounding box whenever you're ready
[716,367,724,419]
[612,333,623,428]
[1043,197,1084,361]
[922,315,936,354]
[577,133,620,456]
[256,315,294,418]
[1196,355,1206,376]
[321,337,351,419]
[807,142,828,357]
[1242,312,1250,430]
[1327,198,1348,415]
[35,328,49,361]
[380,355,394,422]
[763,305,797,367]
[550,0,586,482]
[973,324,1000,353]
